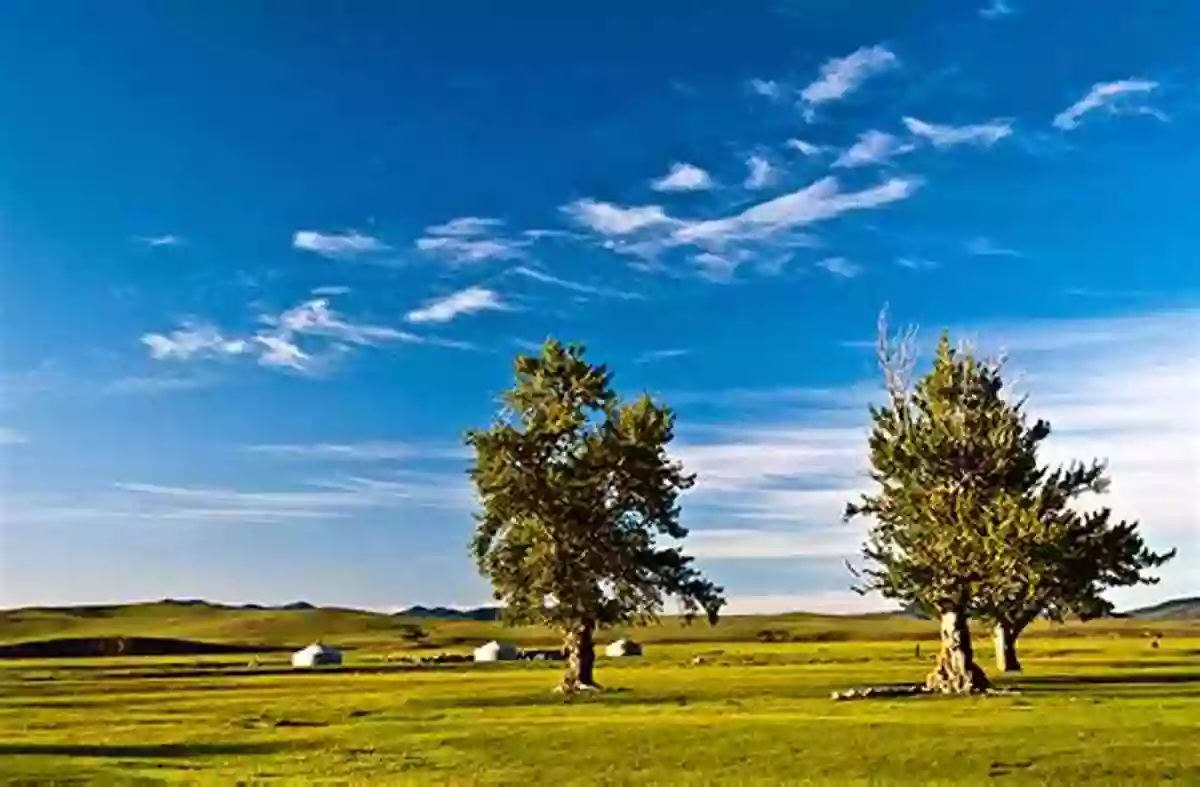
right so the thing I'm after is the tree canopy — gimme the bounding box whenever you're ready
[847,322,1173,687]
[968,454,1173,671]
[466,339,723,691]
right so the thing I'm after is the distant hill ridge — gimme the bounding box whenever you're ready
[1122,596,1200,620]
[5,596,1195,620]
[2,596,1196,653]
[396,605,501,621]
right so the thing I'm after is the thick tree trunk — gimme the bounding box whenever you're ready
[560,620,598,693]
[925,608,990,694]
[993,623,1021,673]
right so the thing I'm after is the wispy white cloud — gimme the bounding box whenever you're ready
[112,482,372,510]
[965,236,1021,257]
[563,176,918,278]
[424,217,505,237]
[688,528,861,561]
[786,139,826,157]
[416,235,526,264]
[271,298,421,346]
[245,442,469,461]
[692,252,741,282]
[510,266,642,300]
[143,295,455,375]
[415,217,527,265]
[133,234,183,248]
[674,176,920,246]
[0,427,29,446]
[103,375,217,395]
[748,78,784,100]
[833,130,915,168]
[293,230,391,259]
[561,199,675,236]
[404,286,510,324]
[651,162,714,192]
[979,0,1014,19]
[311,285,352,296]
[743,155,777,190]
[902,116,1013,148]
[896,257,938,271]
[815,257,863,278]
[1052,78,1162,130]
[42,471,477,525]
[254,334,315,372]
[800,45,898,119]
[636,348,691,364]
[141,324,248,361]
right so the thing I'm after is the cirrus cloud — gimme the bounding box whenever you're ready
[801,45,898,119]
[404,286,511,324]
[293,230,391,259]
[651,162,714,192]
[833,131,915,168]
[1052,79,1161,131]
[902,116,1013,148]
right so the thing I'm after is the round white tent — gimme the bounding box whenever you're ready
[473,640,520,662]
[605,639,643,658]
[291,642,342,668]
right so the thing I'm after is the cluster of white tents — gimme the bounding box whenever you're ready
[471,638,643,662]
[290,638,642,668]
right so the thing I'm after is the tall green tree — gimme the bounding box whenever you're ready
[467,339,724,692]
[846,329,1036,693]
[972,464,1173,672]
[847,319,1173,690]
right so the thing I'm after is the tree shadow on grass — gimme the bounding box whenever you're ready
[0,741,305,758]
[1012,671,1200,695]
[1014,672,1200,689]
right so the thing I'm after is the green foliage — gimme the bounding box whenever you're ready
[972,462,1174,634]
[466,339,724,634]
[847,334,1038,613]
[847,330,1174,633]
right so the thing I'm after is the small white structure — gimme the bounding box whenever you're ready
[605,639,643,658]
[291,642,342,668]
[473,640,520,662]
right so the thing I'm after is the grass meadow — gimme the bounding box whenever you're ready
[1,607,1198,785]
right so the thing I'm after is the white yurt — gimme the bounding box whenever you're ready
[605,639,643,658]
[473,640,520,662]
[291,642,343,668]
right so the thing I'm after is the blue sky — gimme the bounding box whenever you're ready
[2,0,1197,613]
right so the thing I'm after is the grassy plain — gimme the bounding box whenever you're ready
[1,606,1198,785]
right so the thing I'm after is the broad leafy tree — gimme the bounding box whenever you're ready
[847,329,1034,693]
[972,464,1173,672]
[847,318,1173,690]
[467,339,723,692]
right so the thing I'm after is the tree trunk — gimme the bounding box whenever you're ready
[993,623,1021,673]
[560,620,598,693]
[925,608,990,694]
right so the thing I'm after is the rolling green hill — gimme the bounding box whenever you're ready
[1125,596,1200,620]
[3,598,1198,655]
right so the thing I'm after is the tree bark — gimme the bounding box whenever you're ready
[925,608,990,694]
[993,623,1021,673]
[560,619,598,693]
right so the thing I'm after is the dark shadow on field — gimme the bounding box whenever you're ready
[1017,672,1200,688]
[0,741,304,758]
[1096,659,1200,670]
[80,664,429,680]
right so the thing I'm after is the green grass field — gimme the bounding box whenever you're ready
[2,605,1198,785]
